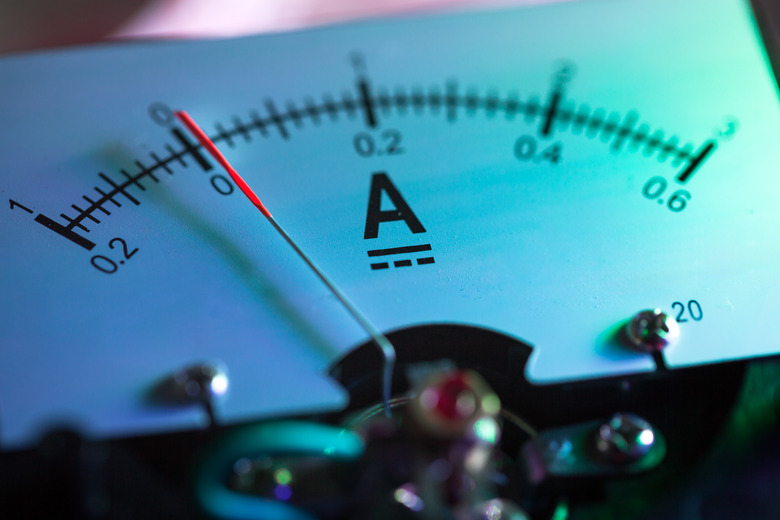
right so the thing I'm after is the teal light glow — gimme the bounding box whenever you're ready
[195,422,363,520]
[550,498,570,520]
[473,417,499,445]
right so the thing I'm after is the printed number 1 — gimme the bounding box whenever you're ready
[9,199,33,214]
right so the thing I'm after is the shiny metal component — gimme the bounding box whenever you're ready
[344,370,507,519]
[150,361,229,425]
[593,413,657,465]
[171,362,230,404]
[523,414,666,483]
[625,309,680,352]
[409,370,501,439]
[471,499,530,520]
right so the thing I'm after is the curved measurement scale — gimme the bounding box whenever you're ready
[2,0,780,449]
[33,72,716,253]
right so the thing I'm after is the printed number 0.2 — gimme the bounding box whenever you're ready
[353,130,404,157]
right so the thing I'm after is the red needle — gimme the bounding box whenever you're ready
[174,110,396,416]
[176,110,272,219]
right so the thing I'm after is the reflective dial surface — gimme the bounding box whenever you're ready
[2,0,779,446]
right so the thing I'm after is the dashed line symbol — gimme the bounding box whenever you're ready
[367,244,435,270]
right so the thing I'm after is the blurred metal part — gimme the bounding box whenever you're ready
[409,370,502,440]
[148,361,229,426]
[625,309,679,353]
[593,413,657,465]
[469,498,530,520]
[523,413,666,483]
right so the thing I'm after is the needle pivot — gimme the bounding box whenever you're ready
[175,110,397,416]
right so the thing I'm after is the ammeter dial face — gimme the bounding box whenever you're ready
[1,0,779,447]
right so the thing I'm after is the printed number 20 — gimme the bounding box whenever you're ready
[672,300,703,323]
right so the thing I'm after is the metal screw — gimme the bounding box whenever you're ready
[593,413,656,465]
[159,362,229,426]
[172,362,229,404]
[625,309,679,352]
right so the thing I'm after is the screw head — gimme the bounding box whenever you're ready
[593,413,656,465]
[171,362,229,403]
[625,309,679,352]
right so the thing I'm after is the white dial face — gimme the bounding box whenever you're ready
[1,0,779,447]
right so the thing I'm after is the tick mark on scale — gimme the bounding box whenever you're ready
[120,260,125,264]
